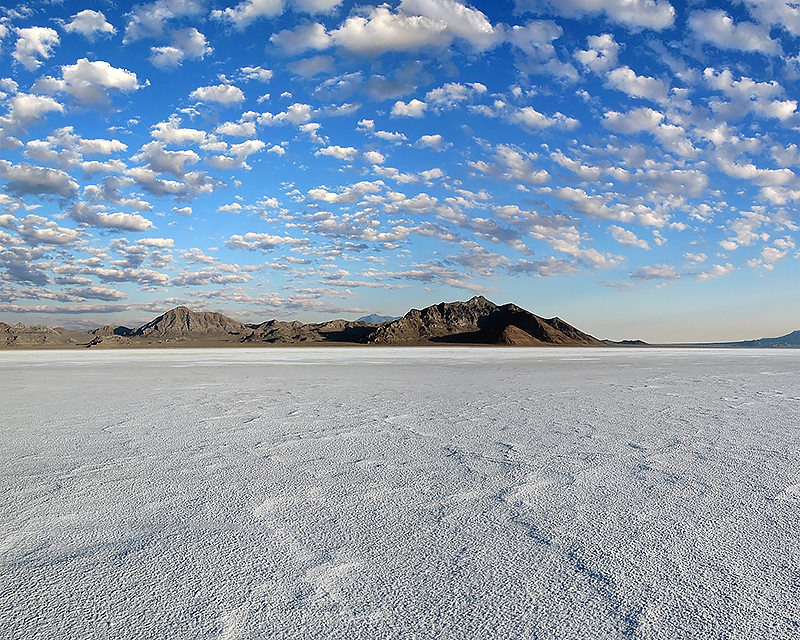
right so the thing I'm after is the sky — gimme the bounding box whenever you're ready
[0,0,798,342]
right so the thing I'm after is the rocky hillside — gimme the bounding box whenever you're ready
[129,306,250,339]
[362,296,603,346]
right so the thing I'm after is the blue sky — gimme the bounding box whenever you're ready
[0,0,798,341]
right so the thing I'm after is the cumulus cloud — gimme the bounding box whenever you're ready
[630,264,680,280]
[417,134,448,151]
[610,225,650,249]
[470,144,550,186]
[190,83,245,104]
[63,10,116,40]
[603,107,664,133]
[33,59,140,106]
[149,28,212,68]
[225,232,309,250]
[0,160,78,197]
[607,66,669,102]
[704,68,797,121]
[68,202,155,231]
[513,0,675,30]
[689,10,781,55]
[239,66,274,82]
[211,0,285,29]
[124,0,206,42]
[308,180,384,204]
[13,27,59,71]
[271,22,331,54]
[316,145,358,161]
[391,99,427,117]
[425,82,487,109]
[574,34,619,72]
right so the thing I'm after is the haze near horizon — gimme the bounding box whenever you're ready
[1,0,798,342]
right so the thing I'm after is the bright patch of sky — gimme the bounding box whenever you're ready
[0,0,797,341]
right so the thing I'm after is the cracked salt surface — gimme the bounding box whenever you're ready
[1,347,798,639]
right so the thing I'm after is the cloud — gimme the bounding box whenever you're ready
[417,134,448,151]
[33,59,140,106]
[63,10,116,40]
[741,0,800,36]
[286,55,335,77]
[510,106,580,130]
[13,27,59,71]
[610,225,650,249]
[704,68,797,121]
[225,232,309,250]
[0,160,78,197]
[607,66,669,102]
[574,34,619,72]
[316,145,358,161]
[391,99,427,117]
[271,22,331,54]
[124,0,206,42]
[240,66,274,83]
[513,0,675,30]
[211,0,285,29]
[630,264,680,280]
[470,144,550,185]
[603,107,664,133]
[1,213,82,246]
[190,83,245,104]
[425,82,487,109]
[68,202,155,231]
[308,180,384,204]
[149,28,212,68]
[689,10,781,55]
[696,263,734,280]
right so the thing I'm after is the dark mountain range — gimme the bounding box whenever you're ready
[1,299,796,349]
[363,296,603,346]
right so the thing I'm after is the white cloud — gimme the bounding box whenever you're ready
[574,34,618,72]
[417,134,447,151]
[190,83,245,104]
[509,21,561,60]
[218,203,243,213]
[607,66,669,102]
[225,232,309,250]
[215,120,257,137]
[470,144,550,186]
[124,0,206,42]
[363,150,386,165]
[741,0,800,37]
[240,66,274,82]
[331,6,447,54]
[33,59,140,105]
[68,202,154,231]
[603,108,664,133]
[511,106,580,130]
[268,144,286,155]
[151,117,207,145]
[270,22,331,54]
[308,180,384,204]
[0,160,78,197]
[259,103,314,125]
[399,0,500,51]
[316,145,358,161]
[13,27,59,71]
[513,0,675,30]
[704,68,797,121]
[610,225,650,249]
[696,263,734,280]
[149,28,212,69]
[286,55,335,77]
[63,10,116,40]
[211,0,285,29]
[689,10,781,55]
[630,264,680,280]
[425,82,487,108]
[391,99,427,118]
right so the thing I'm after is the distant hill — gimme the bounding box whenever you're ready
[716,330,800,348]
[3,301,795,349]
[363,296,603,346]
[357,313,399,323]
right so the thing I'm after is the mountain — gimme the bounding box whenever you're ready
[129,306,249,340]
[362,296,603,346]
[716,330,800,348]
[243,319,376,344]
[357,313,399,323]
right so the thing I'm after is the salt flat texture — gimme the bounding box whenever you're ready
[1,348,798,639]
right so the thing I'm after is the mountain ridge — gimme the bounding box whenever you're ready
[1,299,797,348]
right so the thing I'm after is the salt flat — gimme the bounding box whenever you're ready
[1,348,798,639]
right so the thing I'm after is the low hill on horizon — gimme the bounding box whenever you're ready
[1,301,797,349]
